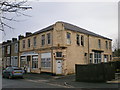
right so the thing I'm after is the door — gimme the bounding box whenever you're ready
[27,56,31,73]
[56,60,62,74]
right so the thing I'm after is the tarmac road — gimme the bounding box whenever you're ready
[2,73,120,89]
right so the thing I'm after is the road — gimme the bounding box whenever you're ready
[2,73,120,89]
[2,78,68,88]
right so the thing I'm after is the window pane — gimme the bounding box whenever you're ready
[81,35,84,46]
[33,37,36,46]
[42,35,45,46]
[76,34,80,45]
[67,32,71,44]
[56,52,62,57]
[47,33,51,44]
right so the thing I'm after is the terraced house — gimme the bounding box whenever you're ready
[19,21,112,75]
[2,38,19,68]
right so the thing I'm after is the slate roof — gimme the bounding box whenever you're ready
[62,21,112,40]
[26,21,112,40]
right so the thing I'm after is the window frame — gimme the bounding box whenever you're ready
[32,55,38,69]
[47,33,51,45]
[81,35,84,46]
[41,58,51,68]
[105,41,108,49]
[66,32,71,44]
[33,37,37,47]
[56,52,62,57]
[41,34,45,46]
[109,41,111,50]
[98,39,101,48]
[94,52,101,64]
[89,53,93,63]
[7,45,10,54]
[28,39,31,48]
[76,34,80,46]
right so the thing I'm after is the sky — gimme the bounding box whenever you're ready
[0,1,118,49]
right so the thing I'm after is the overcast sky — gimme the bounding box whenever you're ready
[0,1,118,47]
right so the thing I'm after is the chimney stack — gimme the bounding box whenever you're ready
[12,38,17,42]
[7,40,11,43]
[18,35,24,40]
[26,32,32,37]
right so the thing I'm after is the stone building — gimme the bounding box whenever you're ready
[19,21,112,75]
[2,38,19,68]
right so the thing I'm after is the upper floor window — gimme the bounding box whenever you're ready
[76,34,80,46]
[2,46,4,55]
[33,37,36,47]
[81,35,84,46]
[7,46,10,54]
[67,32,71,44]
[105,41,108,49]
[14,43,18,53]
[47,33,51,44]
[109,41,111,50]
[28,39,31,48]
[98,39,101,48]
[41,34,45,46]
[22,40,25,48]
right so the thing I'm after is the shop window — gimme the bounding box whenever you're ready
[20,56,26,67]
[94,52,101,64]
[41,58,51,68]
[32,56,38,68]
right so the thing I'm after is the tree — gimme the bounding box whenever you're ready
[0,0,32,31]
[112,38,120,57]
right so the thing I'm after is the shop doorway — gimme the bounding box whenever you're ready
[27,56,31,73]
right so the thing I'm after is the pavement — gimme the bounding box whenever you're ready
[22,73,120,88]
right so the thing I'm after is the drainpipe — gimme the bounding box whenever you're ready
[51,26,54,75]
[88,35,90,64]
